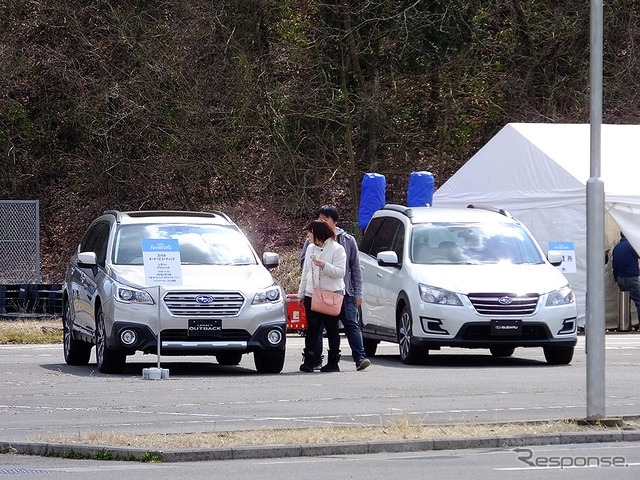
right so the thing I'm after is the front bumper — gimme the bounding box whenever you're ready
[107,320,287,355]
[412,319,578,349]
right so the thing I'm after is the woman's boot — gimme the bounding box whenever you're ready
[320,349,341,372]
[299,350,316,373]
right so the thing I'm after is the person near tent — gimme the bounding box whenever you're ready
[297,220,346,372]
[612,232,640,330]
[300,205,371,371]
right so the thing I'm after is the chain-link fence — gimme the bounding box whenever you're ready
[0,200,40,284]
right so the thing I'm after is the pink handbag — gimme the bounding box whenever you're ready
[311,288,343,316]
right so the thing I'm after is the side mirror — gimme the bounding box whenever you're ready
[547,250,563,267]
[377,250,399,267]
[263,252,280,269]
[77,251,97,267]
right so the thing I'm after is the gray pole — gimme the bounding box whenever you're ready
[586,0,605,420]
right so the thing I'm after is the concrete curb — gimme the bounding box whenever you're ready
[3,428,640,463]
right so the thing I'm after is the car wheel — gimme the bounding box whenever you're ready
[95,306,126,374]
[543,346,574,365]
[63,300,92,366]
[398,305,428,364]
[489,346,515,358]
[254,350,285,373]
[216,352,243,366]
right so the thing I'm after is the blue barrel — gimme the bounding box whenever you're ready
[359,173,386,230]
[407,171,434,207]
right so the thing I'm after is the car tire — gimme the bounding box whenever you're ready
[95,306,126,374]
[489,346,515,358]
[216,352,243,366]
[253,350,285,373]
[543,346,574,365]
[63,300,92,366]
[398,305,428,365]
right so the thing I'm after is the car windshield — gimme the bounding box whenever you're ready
[410,222,544,265]
[112,224,257,266]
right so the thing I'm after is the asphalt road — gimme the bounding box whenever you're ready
[1,333,639,445]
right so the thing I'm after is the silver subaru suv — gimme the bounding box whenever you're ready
[62,210,287,374]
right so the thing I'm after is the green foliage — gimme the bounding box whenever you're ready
[140,451,164,463]
[93,450,114,460]
[61,449,84,460]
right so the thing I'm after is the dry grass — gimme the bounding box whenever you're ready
[0,319,63,344]
[35,418,640,450]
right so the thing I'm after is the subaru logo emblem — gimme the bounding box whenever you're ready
[195,295,215,304]
[498,296,513,305]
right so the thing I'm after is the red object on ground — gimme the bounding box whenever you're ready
[286,294,308,331]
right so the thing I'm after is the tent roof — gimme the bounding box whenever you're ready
[434,123,640,208]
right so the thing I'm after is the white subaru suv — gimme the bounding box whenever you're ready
[63,210,287,374]
[359,205,577,365]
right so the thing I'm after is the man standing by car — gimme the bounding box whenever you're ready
[613,232,640,330]
[300,205,371,371]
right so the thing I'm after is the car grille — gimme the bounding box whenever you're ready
[467,293,539,315]
[163,291,245,316]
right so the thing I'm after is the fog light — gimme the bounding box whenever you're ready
[120,329,138,346]
[420,317,449,335]
[558,318,576,335]
[267,329,283,345]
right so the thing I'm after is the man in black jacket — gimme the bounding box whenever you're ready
[613,232,640,330]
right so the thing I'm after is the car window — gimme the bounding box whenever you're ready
[391,222,405,261]
[80,222,110,268]
[113,224,258,266]
[359,217,384,254]
[410,222,544,265]
[369,218,402,257]
[79,224,97,252]
[92,223,111,267]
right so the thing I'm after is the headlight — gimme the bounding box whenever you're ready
[116,285,154,305]
[419,284,463,306]
[546,285,575,306]
[252,285,282,305]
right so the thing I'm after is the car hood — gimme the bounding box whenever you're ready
[413,263,570,295]
[108,264,277,290]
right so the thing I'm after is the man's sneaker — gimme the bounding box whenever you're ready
[356,358,371,371]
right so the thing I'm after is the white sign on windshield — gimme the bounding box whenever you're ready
[141,238,183,285]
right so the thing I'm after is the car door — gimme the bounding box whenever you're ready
[73,222,110,334]
[360,217,405,335]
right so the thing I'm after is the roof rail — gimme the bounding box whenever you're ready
[209,210,234,223]
[103,210,234,224]
[466,204,512,218]
[103,210,122,223]
[382,204,414,219]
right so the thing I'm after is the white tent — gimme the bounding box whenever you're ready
[433,123,640,329]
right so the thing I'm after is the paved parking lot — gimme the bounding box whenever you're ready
[1,334,639,444]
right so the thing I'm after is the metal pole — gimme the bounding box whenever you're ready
[586,0,606,420]
[157,285,162,369]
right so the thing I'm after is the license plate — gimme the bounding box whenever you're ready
[188,319,222,336]
[490,319,522,336]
